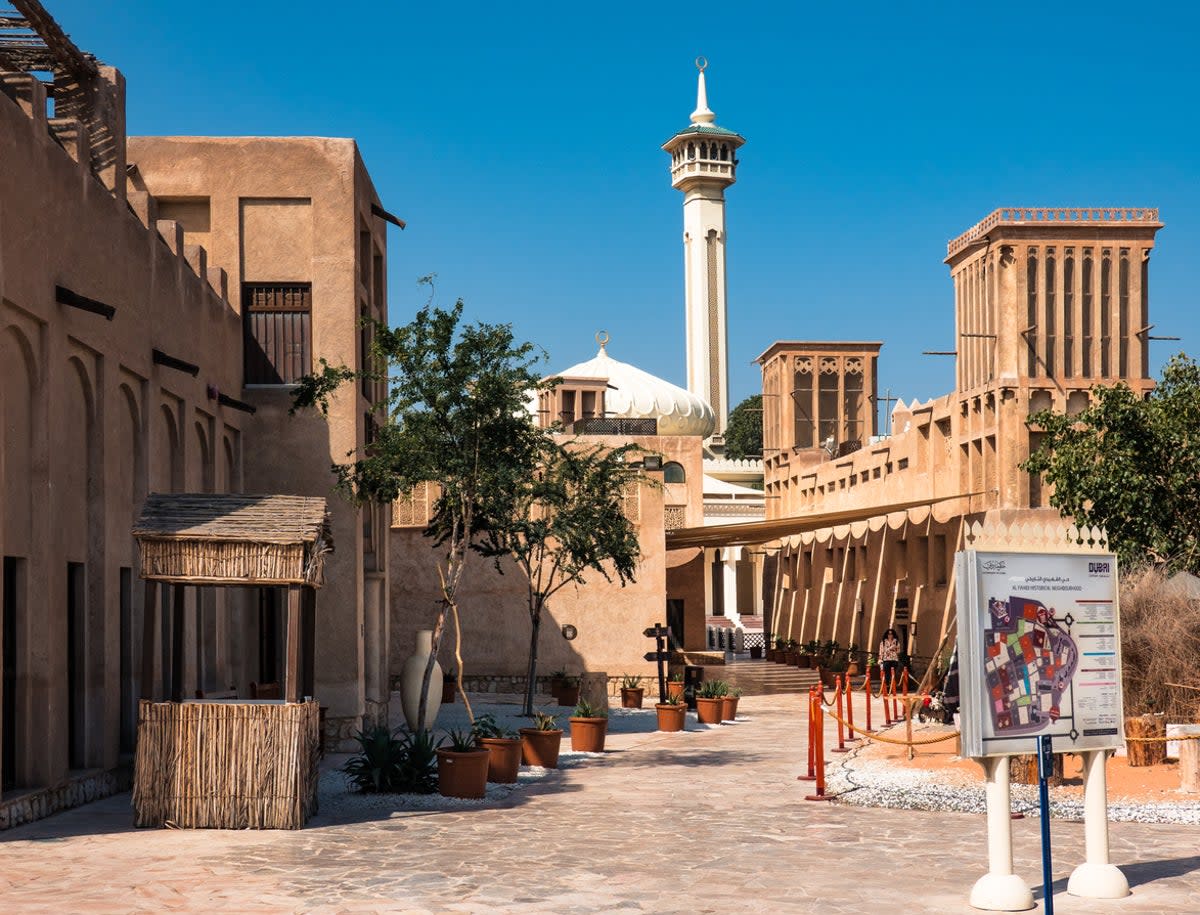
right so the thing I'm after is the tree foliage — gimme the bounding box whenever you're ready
[1022,354,1200,573]
[725,394,763,460]
[475,439,644,715]
[291,290,549,725]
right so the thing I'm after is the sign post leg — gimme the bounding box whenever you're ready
[969,755,1034,911]
[1036,735,1055,915]
[1067,749,1129,898]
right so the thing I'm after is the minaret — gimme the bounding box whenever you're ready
[662,58,745,441]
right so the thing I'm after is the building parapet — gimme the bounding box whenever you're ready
[946,207,1162,260]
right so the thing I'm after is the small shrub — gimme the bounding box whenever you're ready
[443,727,478,753]
[620,673,642,689]
[531,710,560,730]
[344,726,440,794]
[697,680,729,699]
[471,713,516,741]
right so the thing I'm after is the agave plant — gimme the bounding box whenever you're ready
[531,710,560,731]
[573,697,609,718]
[619,673,643,689]
[343,726,441,794]
[697,679,729,699]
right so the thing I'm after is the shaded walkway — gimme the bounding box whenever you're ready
[1,694,1197,913]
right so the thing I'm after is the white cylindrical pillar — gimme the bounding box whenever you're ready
[969,756,1035,911]
[1067,749,1129,898]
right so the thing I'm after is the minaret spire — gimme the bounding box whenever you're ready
[662,59,745,443]
[691,57,715,125]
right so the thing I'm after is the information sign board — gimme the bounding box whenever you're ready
[957,550,1123,758]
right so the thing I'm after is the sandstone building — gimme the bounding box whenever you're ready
[755,207,1162,665]
[0,2,395,816]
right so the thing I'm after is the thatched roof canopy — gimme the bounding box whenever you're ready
[133,493,333,587]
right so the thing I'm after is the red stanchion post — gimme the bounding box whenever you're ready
[845,671,856,739]
[797,686,816,782]
[832,674,849,753]
[863,665,872,733]
[883,669,894,726]
[804,695,831,801]
[890,669,900,723]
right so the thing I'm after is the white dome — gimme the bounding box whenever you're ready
[553,345,716,437]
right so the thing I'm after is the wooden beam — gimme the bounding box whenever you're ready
[140,580,158,700]
[217,392,257,415]
[152,348,199,376]
[56,284,115,320]
[10,0,98,79]
[370,202,406,229]
[284,584,301,703]
[170,584,185,702]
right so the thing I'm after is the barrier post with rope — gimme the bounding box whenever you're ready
[863,664,872,733]
[832,676,849,753]
[903,670,915,761]
[891,669,900,723]
[883,670,893,726]
[804,687,832,802]
[845,671,856,739]
[797,686,817,782]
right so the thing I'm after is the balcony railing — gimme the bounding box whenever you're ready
[570,417,658,436]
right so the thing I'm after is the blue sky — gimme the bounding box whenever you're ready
[53,1,1199,411]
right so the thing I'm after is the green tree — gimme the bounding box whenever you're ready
[477,439,644,715]
[1022,353,1200,572]
[291,291,548,726]
[725,394,763,460]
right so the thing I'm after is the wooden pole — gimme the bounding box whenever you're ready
[284,584,301,703]
[170,584,185,702]
[140,580,158,700]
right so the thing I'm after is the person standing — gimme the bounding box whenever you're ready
[879,628,901,689]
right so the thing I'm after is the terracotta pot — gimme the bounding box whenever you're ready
[519,728,563,768]
[655,703,686,732]
[667,681,685,701]
[695,697,724,725]
[569,716,608,752]
[556,684,580,707]
[798,655,812,669]
[478,736,522,783]
[549,677,566,699]
[765,648,776,662]
[441,679,455,704]
[721,695,739,721]
[436,748,490,799]
[620,687,645,709]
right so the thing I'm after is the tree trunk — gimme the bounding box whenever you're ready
[523,603,542,717]
[1180,739,1200,793]
[1126,713,1167,767]
[415,604,447,733]
[1009,752,1064,786]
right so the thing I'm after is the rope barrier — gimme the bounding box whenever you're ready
[822,706,963,746]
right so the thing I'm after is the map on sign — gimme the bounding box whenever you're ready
[957,550,1124,758]
[982,594,1078,735]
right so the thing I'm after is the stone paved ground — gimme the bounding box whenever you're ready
[1,693,1198,914]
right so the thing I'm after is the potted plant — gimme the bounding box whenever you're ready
[784,639,798,665]
[619,674,645,709]
[773,636,787,663]
[569,698,609,752]
[519,710,563,768]
[845,643,861,676]
[654,692,687,732]
[796,645,812,669]
[721,686,742,722]
[442,669,457,704]
[820,654,847,688]
[556,675,581,707]
[667,671,685,701]
[472,714,522,784]
[436,728,491,799]
[548,669,568,700]
[695,680,728,724]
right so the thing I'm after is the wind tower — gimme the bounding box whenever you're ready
[663,58,745,445]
